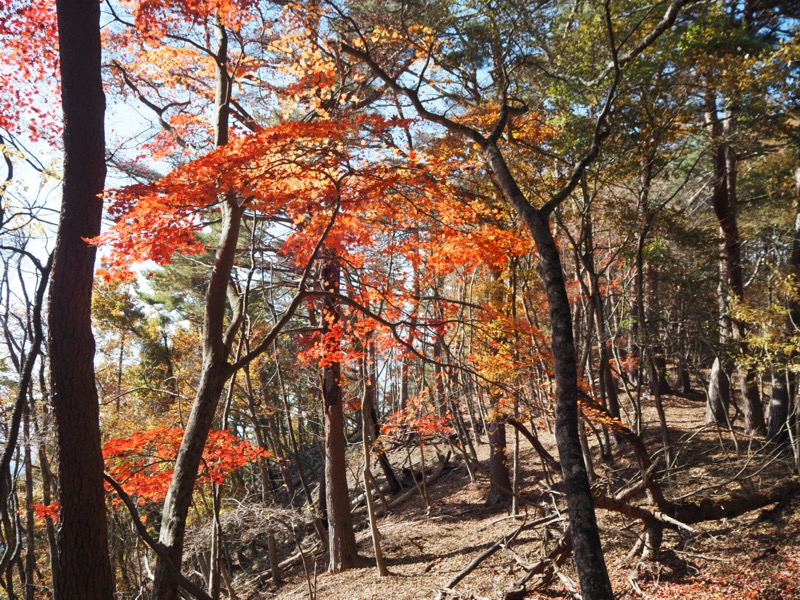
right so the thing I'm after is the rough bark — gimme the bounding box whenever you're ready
[523,210,614,600]
[321,255,357,572]
[49,1,114,597]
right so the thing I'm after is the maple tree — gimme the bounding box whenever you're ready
[103,426,268,501]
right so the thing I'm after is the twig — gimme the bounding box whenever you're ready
[555,565,582,600]
[511,530,573,592]
[629,572,658,599]
[673,550,730,563]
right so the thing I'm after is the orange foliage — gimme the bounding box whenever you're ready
[120,0,260,39]
[382,392,455,443]
[30,502,59,525]
[95,115,430,277]
[103,426,269,504]
[0,0,61,142]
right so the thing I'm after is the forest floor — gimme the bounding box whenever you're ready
[232,391,800,599]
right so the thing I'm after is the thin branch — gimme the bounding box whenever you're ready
[226,197,341,374]
[0,253,52,496]
[589,0,698,87]
[340,42,486,145]
[103,473,213,600]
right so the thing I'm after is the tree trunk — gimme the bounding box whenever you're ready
[577,192,620,430]
[706,350,732,426]
[208,490,221,600]
[486,267,512,504]
[259,371,295,497]
[154,16,243,599]
[704,92,765,434]
[361,351,388,576]
[705,91,735,426]
[23,407,34,600]
[32,392,59,592]
[49,1,114,597]
[769,154,800,441]
[637,230,672,463]
[524,210,613,600]
[153,199,242,598]
[478,135,613,598]
[768,371,790,442]
[321,254,357,572]
[725,130,764,435]
[364,342,401,493]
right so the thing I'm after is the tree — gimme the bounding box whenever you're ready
[320,252,358,571]
[688,0,800,434]
[339,1,697,596]
[48,0,114,597]
[150,11,246,597]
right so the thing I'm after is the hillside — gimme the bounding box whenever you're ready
[226,393,800,599]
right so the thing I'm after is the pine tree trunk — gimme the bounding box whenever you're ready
[704,92,765,433]
[50,1,113,597]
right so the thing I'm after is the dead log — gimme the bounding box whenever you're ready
[670,477,800,524]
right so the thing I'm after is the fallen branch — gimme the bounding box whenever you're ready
[434,514,564,600]
[670,477,800,524]
[375,452,450,518]
[501,530,573,600]
[507,418,561,472]
[278,541,323,570]
[435,518,529,600]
